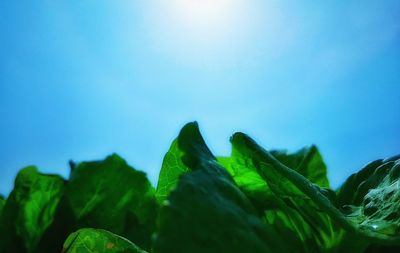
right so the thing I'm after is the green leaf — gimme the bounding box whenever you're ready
[270,145,330,188]
[62,228,147,253]
[0,195,4,215]
[1,122,398,253]
[337,156,400,242]
[216,141,273,212]
[39,154,158,252]
[230,133,349,253]
[154,122,293,253]
[0,166,65,253]
[218,141,331,212]
[231,132,400,250]
[156,139,189,203]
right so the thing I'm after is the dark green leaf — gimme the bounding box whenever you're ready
[336,159,384,207]
[154,122,292,253]
[62,228,147,253]
[0,166,65,253]
[337,158,400,242]
[0,195,4,215]
[38,154,158,252]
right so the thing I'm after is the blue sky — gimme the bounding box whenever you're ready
[0,0,399,195]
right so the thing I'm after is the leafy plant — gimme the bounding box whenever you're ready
[0,122,398,253]
[0,195,5,218]
[0,166,64,253]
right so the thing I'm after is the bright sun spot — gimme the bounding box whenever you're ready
[144,0,289,68]
[170,0,234,30]
[145,0,264,66]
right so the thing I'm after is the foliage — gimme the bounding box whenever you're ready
[0,122,398,252]
[0,167,64,253]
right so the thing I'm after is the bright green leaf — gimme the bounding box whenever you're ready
[217,140,274,212]
[62,228,147,253]
[219,139,331,212]
[230,133,349,253]
[156,139,189,203]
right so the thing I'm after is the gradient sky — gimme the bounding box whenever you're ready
[0,0,399,196]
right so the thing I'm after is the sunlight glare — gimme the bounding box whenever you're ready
[170,0,234,32]
[146,0,260,66]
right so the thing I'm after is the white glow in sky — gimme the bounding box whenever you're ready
[166,0,235,27]
[146,0,268,66]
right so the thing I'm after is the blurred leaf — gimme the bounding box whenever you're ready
[0,166,65,253]
[0,195,4,215]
